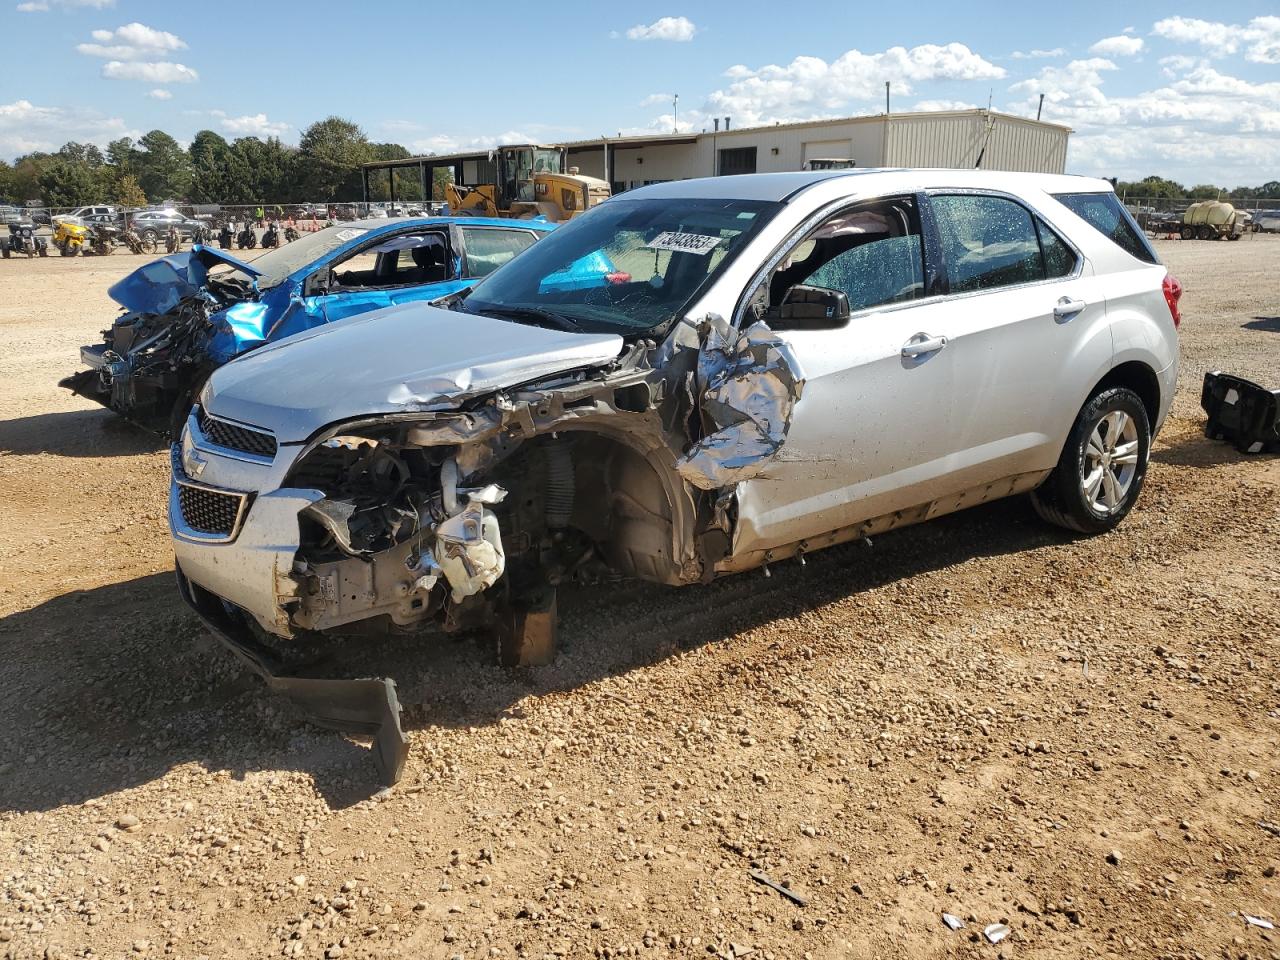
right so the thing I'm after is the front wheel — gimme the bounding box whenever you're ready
[1031,386,1151,535]
[140,236,158,254]
[1179,225,1195,240]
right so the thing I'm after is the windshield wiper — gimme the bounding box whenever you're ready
[476,305,582,332]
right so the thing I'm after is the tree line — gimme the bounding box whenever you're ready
[3,119,1277,208]
[1115,175,1280,201]
[0,116,448,208]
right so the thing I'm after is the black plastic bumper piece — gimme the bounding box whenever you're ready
[1202,371,1280,454]
[175,565,410,786]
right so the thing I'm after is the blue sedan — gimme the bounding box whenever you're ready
[61,217,556,434]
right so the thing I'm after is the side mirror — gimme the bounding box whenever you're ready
[769,283,850,330]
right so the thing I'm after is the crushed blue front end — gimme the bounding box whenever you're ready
[60,217,554,435]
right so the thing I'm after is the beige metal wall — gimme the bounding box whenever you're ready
[568,111,1069,189]
[881,113,1068,173]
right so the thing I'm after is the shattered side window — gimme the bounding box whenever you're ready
[1053,191,1159,265]
[772,198,925,313]
[932,194,1044,293]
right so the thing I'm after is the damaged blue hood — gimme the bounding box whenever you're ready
[108,245,263,315]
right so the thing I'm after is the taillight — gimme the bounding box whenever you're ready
[1163,273,1183,329]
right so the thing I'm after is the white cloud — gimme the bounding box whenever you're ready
[0,99,133,158]
[1010,57,1117,106]
[625,16,696,42]
[913,99,979,112]
[698,43,1005,128]
[410,129,535,153]
[17,0,113,11]
[217,112,290,137]
[77,22,186,59]
[1008,54,1280,185]
[1009,48,1065,60]
[640,93,674,108]
[1152,15,1280,64]
[101,60,198,83]
[1090,35,1144,57]
[146,88,172,100]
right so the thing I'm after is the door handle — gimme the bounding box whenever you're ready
[901,332,948,358]
[1053,296,1087,320]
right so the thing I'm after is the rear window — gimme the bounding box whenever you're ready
[1053,192,1158,265]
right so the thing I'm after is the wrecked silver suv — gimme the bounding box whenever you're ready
[172,171,1179,783]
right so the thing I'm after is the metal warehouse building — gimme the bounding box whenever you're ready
[361,109,1071,200]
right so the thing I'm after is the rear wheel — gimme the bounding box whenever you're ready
[1197,225,1216,240]
[1180,225,1195,240]
[1031,387,1151,535]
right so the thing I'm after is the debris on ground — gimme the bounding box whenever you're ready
[983,922,1011,944]
[748,869,809,907]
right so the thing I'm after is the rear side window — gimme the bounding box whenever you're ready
[932,194,1044,292]
[1037,220,1076,279]
[1053,192,1158,264]
[461,227,538,278]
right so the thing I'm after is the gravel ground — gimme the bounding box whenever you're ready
[0,237,1277,960]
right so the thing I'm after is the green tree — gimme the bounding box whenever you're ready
[106,137,139,177]
[1186,183,1223,200]
[37,159,104,207]
[1116,175,1186,200]
[232,136,296,202]
[110,173,148,207]
[297,116,373,200]
[188,130,243,203]
[57,141,106,168]
[0,160,15,203]
[135,130,192,201]
[10,152,55,204]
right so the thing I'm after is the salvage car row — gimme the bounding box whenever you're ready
[61,169,1184,784]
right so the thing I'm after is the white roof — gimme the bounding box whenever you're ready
[616,168,1114,204]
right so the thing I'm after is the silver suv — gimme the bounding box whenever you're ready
[169,170,1181,782]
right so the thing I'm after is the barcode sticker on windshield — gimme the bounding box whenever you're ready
[645,231,723,256]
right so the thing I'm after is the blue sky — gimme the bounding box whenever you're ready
[3,0,1278,185]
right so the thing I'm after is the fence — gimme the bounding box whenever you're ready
[14,201,448,230]
[1120,196,1280,234]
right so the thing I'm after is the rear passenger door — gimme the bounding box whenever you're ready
[457,226,541,279]
[920,191,1112,478]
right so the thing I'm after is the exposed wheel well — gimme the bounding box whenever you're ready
[1092,361,1160,428]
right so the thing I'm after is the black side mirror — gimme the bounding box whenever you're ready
[769,283,850,330]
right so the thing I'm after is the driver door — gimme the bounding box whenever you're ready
[731,195,968,555]
[300,230,454,325]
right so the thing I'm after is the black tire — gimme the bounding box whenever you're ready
[1031,386,1151,535]
[1179,225,1195,240]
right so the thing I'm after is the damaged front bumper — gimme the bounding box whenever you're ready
[175,565,410,786]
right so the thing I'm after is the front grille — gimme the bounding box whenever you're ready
[197,406,277,458]
[177,483,247,538]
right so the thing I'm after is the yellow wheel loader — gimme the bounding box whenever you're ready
[445,145,610,223]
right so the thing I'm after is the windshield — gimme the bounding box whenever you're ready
[224,224,371,289]
[461,197,778,333]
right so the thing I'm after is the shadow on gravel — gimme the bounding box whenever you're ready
[0,495,1061,813]
[0,408,163,457]
[1243,316,1280,333]
[1153,427,1273,468]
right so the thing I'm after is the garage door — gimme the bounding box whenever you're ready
[802,139,853,162]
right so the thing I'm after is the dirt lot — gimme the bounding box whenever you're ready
[0,237,1277,960]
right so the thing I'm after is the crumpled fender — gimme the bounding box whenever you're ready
[675,315,806,490]
[107,244,263,315]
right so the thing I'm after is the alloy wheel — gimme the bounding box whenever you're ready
[1081,410,1140,514]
